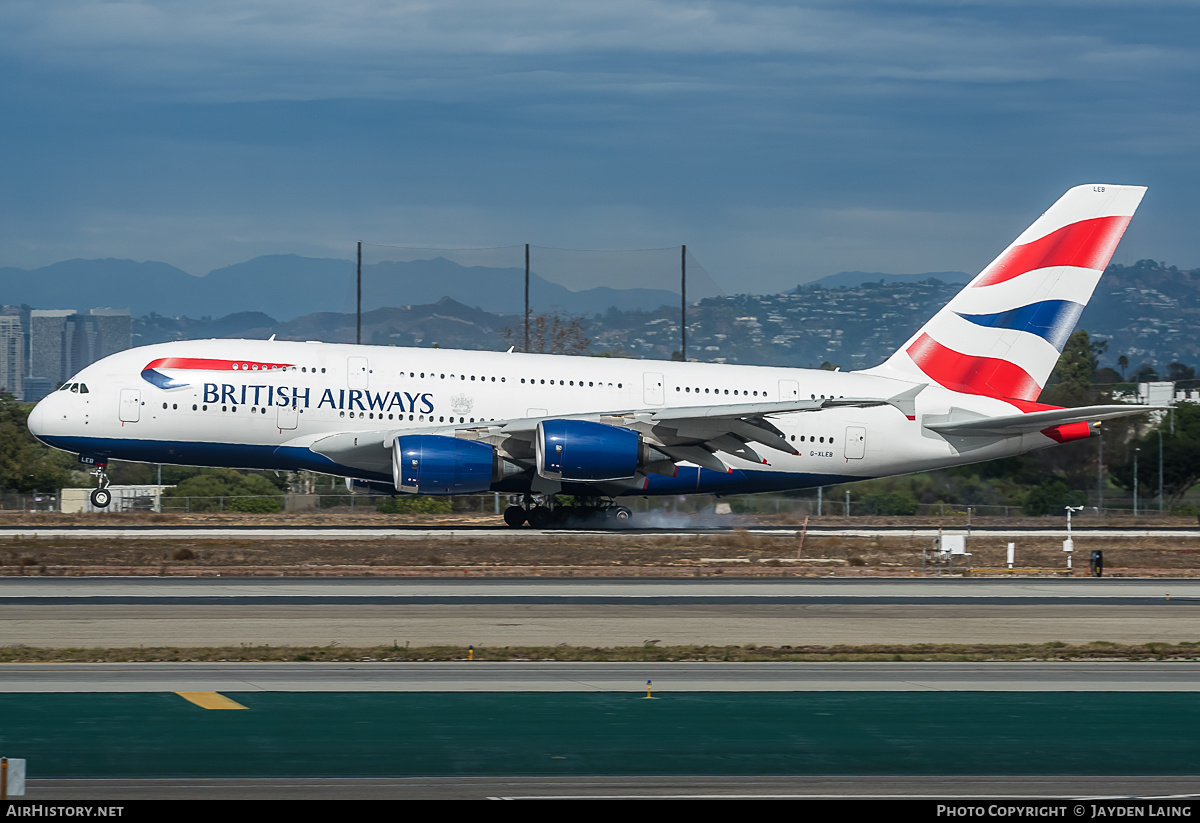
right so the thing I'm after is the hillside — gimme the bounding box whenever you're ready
[124,260,1198,372]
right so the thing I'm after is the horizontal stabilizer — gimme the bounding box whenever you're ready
[924,404,1162,437]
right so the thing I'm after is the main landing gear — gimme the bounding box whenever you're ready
[503,494,633,529]
[89,462,112,509]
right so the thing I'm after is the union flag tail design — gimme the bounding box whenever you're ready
[868,184,1146,403]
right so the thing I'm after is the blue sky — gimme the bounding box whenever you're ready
[1,1,1197,295]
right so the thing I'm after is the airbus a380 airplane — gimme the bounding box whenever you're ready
[28,184,1153,527]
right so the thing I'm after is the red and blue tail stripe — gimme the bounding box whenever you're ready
[868,184,1146,409]
[954,298,1084,352]
[905,332,1042,401]
[973,215,1132,288]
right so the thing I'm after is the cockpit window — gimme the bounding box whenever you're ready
[70,384,79,393]
[78,384,89,393]
[59,383,73,391]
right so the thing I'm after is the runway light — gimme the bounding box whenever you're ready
[468,644,474,661]
[644,679,656,699]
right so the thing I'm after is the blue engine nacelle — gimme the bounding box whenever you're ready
[536,419,652,481]
[392,435,500,495]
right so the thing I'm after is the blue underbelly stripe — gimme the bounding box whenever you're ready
[39,435,867,495]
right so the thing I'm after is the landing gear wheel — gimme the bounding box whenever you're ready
[527,506,553,529]
[503,505,527,528]
[613,506,633,527]
[90,488,112,509]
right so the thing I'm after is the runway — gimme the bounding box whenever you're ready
[4,578,1199,646]
[5,661,1200,692]
[7,579,1200,801]
[8,690,1200,799]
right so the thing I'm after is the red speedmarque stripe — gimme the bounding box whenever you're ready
[906,333,1041,401]
[144,358,294,372]
[974,215,1132,288]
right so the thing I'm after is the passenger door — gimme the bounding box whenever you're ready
[643,372,665,406]
[119,388,141,423]
[347,357,369,390]
[277,402,298,430]
[845,426,866,459]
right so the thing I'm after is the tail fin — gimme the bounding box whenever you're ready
[866,184,1146,402]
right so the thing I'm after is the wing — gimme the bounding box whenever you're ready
[301,386,924,482]
[923,404,1162,437]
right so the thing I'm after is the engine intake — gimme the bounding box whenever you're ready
[392,435,501,495]
[536,419,671,481]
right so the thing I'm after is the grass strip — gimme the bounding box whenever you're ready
[3,640,1200,663]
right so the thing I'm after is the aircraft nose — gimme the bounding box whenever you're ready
[26,397,49,441]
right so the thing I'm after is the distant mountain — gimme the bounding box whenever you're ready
[801,271,971,290]
[0,258,201,314]
[1,255,682,318]
[201,256,354,319]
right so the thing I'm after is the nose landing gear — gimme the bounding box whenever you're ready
[89,462,112,509]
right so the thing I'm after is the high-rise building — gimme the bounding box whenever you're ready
[83,308,132,362]
[0,315,22,399]
[26,307,131,401]
[22,377,55,403]
[29,309,75,395]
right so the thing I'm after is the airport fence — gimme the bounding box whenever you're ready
[0,492,60,512]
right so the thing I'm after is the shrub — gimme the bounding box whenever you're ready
[228,496,282,513]
[377,495,453,514]
[857,491,919,516]
[1022,480,1087,516]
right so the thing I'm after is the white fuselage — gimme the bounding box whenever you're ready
[28,338,1061,496]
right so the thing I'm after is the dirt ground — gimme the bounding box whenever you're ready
[2,509,1199,577]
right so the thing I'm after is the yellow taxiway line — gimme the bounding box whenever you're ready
[176,691,248,710]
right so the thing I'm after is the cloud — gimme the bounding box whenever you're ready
[3,1,1193,104]
[0,1,1194,285]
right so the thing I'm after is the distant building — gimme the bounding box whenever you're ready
[28,310,75,399]
[22,377,55,403]
[1138,381,1176,408]
[0,315,22,398]
[1108,381,1200,426]
[26,307,131,401]
[69,308,132,375]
